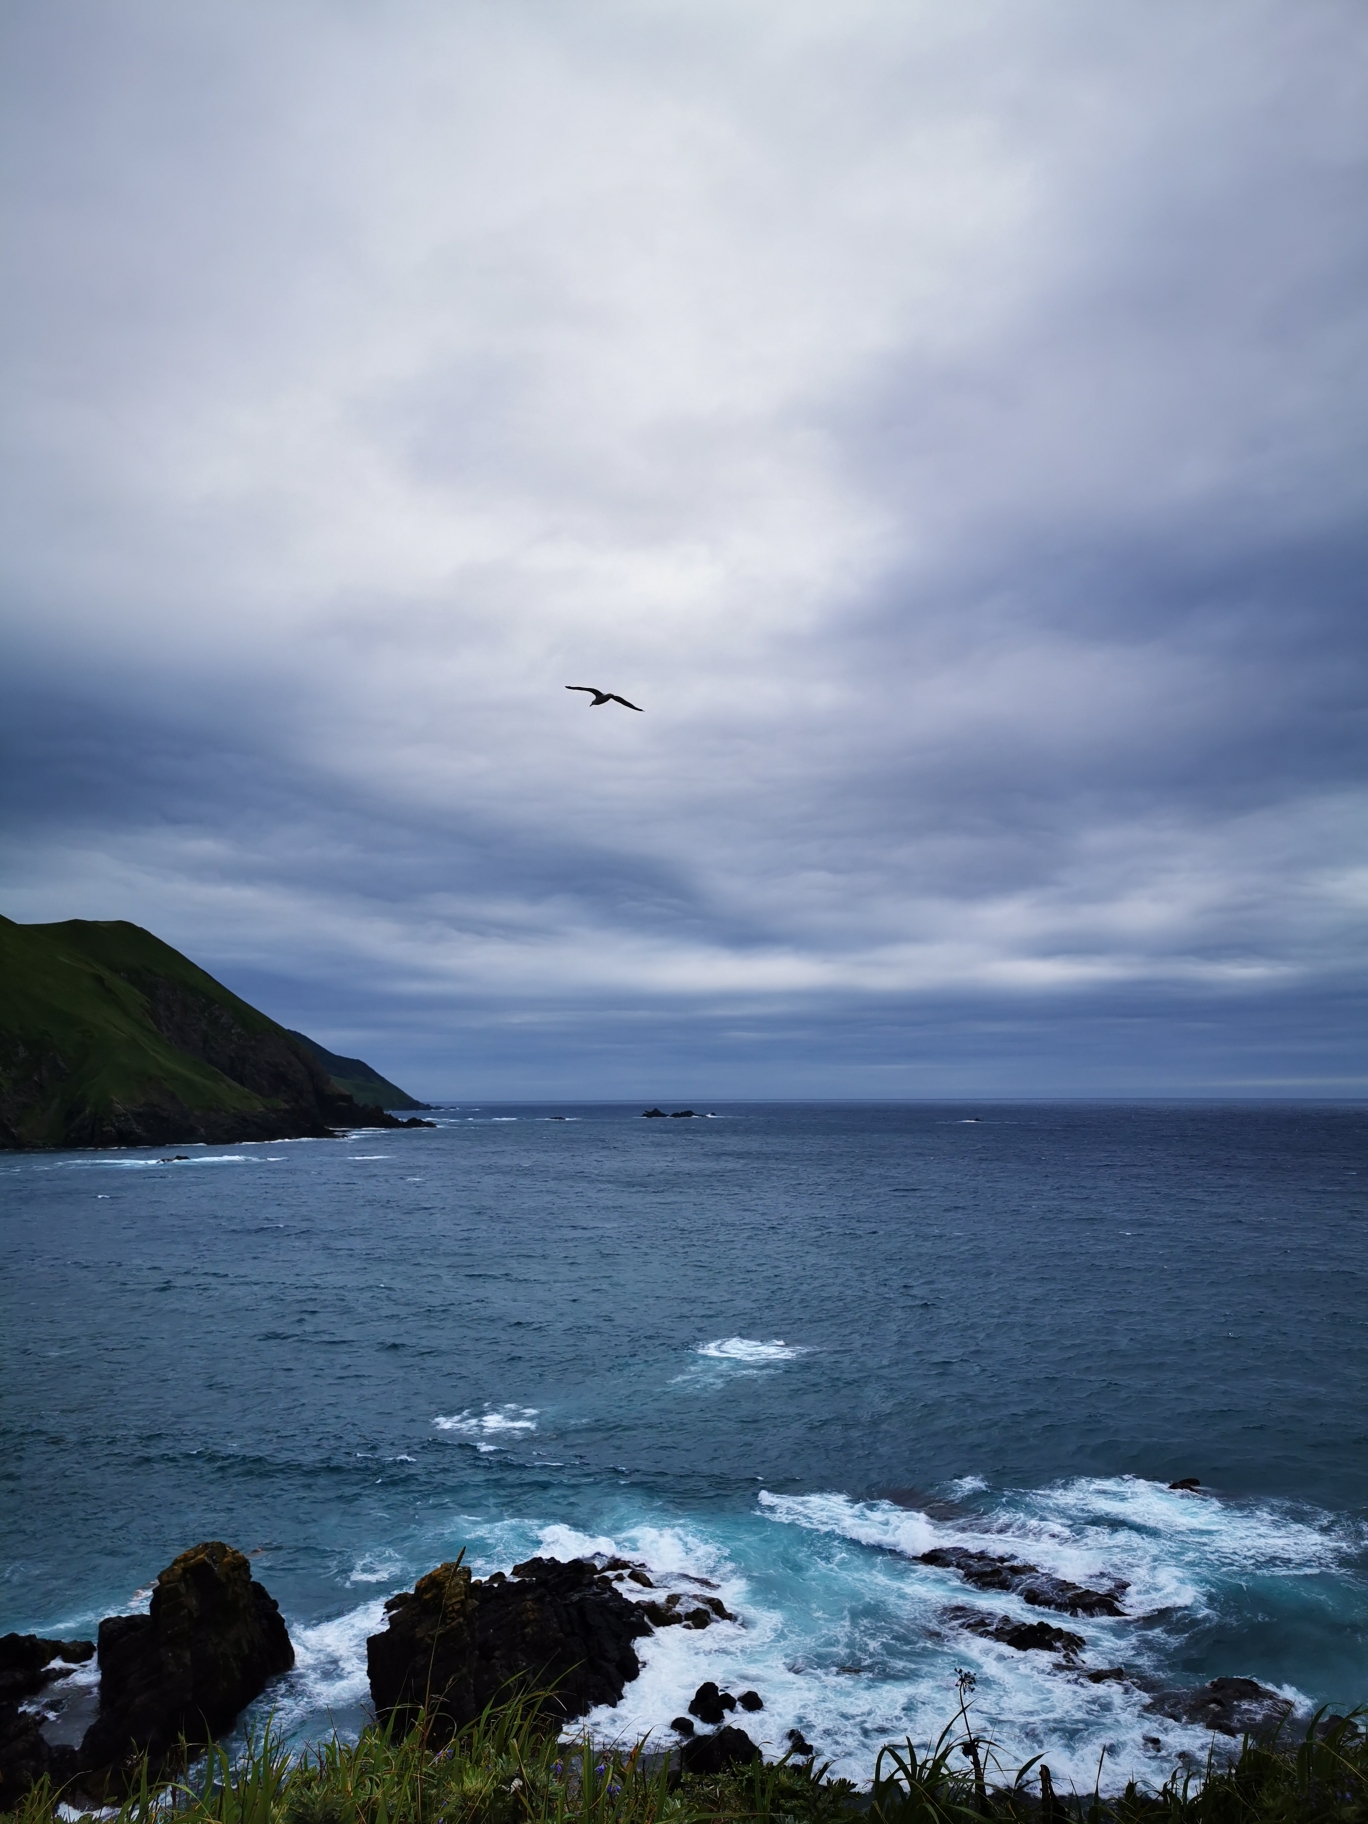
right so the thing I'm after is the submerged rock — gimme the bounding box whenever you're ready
[1146,1677,1293,1738]
[920,1547,1127,1617]
[366,1556,651,1740]
[79,1541,293,1781]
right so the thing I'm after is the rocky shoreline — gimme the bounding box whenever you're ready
[0,1537,1317,1807]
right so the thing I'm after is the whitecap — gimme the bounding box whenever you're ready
[433,1404,539,1445]
[695,1337,804,1364]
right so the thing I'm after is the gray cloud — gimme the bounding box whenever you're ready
[2,0,1365,1094]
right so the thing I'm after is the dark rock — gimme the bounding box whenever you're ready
[642,1108,667,1118]
[679,1725,761,1776]
[79,1541,293,1779]
[0,1637,94,1806]
[1168,1478,1202,1492]
[699,1596,735,1621]
[1086,1667,1130,1684]
[920,1547,1126,1617]
[0,1707,79,1810]
[669,1110,697,1118]
[366,1556,651,1741]
[786,1728,816,1758]
[737,1690,763,1711]
[670,1715,695,1736]
[683,1607,712,1629]
[0,1635,95,1705]
[1146,1677,1294,1739]
[687,1681,728,1726]
[957,1612,1086,1656]
[626,1569,654,1588]
[641,1602,684,1628]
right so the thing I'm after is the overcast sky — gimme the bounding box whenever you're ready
[2,0,1365,1098]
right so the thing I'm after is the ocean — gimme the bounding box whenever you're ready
[2,1102,1365,1791]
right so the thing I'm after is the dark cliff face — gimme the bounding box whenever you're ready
[0,916,428,1149]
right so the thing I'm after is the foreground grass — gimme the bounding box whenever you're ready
[5,1696,1364,1824]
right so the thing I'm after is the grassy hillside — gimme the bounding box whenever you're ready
[0,917,425,1149]
[288,1029,427,1110]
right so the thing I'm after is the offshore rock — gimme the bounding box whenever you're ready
[956,1611,1086,1657]
[1146,1677,1294,1738]
[920,1547,1127,1617]
[79,1541,294,1780]
[687,1681,735,1726]
[679,1724,761,1777]
[366,1556,651,1741]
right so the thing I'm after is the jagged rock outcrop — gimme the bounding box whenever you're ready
[79,1541,294,1780]
[366,1556,652,1741]
[0,1634,94,1705]
[920,1547,1127,1617]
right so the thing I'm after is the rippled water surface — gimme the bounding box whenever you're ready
[2,1103,1365,1786]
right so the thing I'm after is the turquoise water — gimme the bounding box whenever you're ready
[2,1103,1365,1787]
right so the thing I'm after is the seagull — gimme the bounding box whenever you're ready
[566,686,643,711]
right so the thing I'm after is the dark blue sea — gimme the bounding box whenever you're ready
[3,1103,1366,1788]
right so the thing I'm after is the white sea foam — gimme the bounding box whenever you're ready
[433,1404,539,1444]
[571,1485,1342,1790]
[759,1489,940,1559]
[251,1598,387,1739]
[695,1338,804,1364]
[744,1476,1357,1784]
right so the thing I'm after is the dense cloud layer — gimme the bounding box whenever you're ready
[2,0,1365,1096]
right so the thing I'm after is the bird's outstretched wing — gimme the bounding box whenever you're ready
[565,685,642,710]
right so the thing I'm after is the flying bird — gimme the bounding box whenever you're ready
[566,686,643,711]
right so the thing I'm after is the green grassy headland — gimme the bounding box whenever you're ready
[0,915,423,1149]
[287,1030,427,1111]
